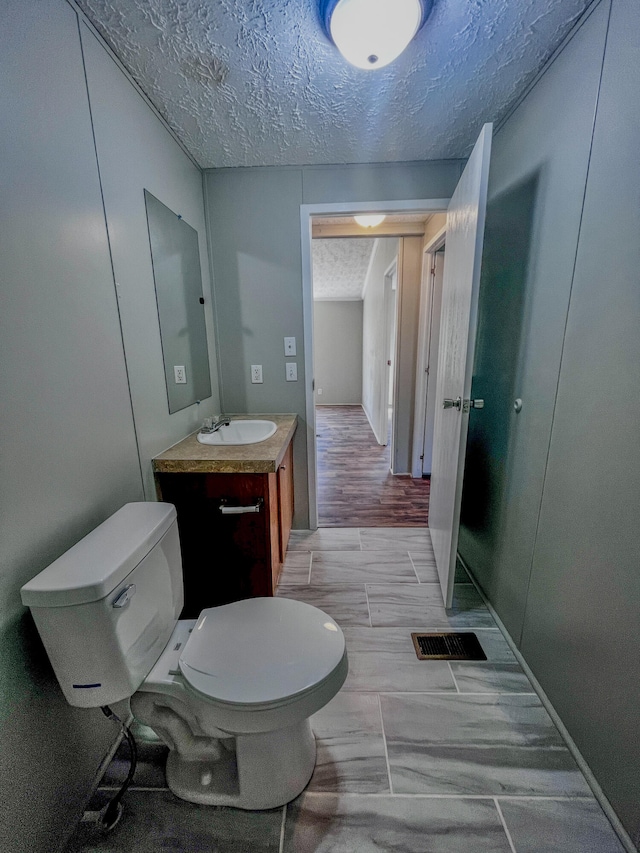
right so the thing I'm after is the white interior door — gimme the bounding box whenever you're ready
[430,124,492,607]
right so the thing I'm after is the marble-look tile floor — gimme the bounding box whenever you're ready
[65,528,625,853]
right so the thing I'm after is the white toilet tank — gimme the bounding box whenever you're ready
[21,502,183,708]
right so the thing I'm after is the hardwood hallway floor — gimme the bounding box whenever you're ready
[316,405,430,528]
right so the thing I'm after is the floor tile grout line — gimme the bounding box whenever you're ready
[408,551,421,583]
[494,799,518,853]
[363,624,500,631]
[377,694,394,795]
[447,661,461,693]
[364,581,469,587]
[337,690,538,697]
[100,785,170,792]
[365,584,373,627]
[299,791,600,801]
[307,551,313,584]
[357,691,546,697]
[278,804,287,853]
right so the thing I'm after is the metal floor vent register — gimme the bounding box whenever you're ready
[411,632,487,661]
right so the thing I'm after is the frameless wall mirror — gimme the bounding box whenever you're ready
[144,190,212,414]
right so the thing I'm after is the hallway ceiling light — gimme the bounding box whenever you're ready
[354,214,386,227]
[320,0,432,70]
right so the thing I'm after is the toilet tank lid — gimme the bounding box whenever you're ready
[21,503,177,609]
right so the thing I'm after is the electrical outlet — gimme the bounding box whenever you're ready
[284,336,296,356]
[174,365,187,384]
[251,364,263,384]
[317,387,323,396]
[286,362,297,382]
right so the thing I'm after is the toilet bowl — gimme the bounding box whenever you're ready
[132,598,348,809]
[20,502,348,810]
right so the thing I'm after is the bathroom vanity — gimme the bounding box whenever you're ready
[153,415,297,617]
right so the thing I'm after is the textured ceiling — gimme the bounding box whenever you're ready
[312,239,377,300]
[77,0,593,168]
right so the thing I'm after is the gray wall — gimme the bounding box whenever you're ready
[314,301,363,405]
[459,0,640,842]
[205,162,462,526]
[459,0,610,640]
[0,3,142,850]
[0,2,218,851]
[80,24,220,498]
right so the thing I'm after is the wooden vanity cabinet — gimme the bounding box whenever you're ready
[156,444,294,618]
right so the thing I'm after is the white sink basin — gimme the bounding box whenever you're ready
[197,420,277,446]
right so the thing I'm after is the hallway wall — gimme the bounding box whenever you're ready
[362,239,399,442]
[393,237,425,474]
[314,301,363,405]
[459,0,640,842]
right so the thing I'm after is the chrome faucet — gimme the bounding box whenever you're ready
[201,415,231,434]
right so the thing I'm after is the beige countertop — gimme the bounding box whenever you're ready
[152,414,297,474]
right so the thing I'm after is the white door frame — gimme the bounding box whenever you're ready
[381,258,398,452]
[411,224,447,477]
[301,199,451,529]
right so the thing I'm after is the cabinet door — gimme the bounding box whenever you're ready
[157,472,272,616]
[278,442,294,563]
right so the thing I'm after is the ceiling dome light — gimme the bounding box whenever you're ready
[354,214,386,228]
[320,0,432,70]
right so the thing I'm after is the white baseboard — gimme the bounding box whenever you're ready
[362,403,386,445]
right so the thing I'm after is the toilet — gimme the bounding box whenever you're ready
[20,502,348,810]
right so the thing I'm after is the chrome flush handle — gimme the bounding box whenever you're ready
[112,584,136,609]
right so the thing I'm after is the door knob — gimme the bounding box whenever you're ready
[469,399,484,409]
[443,397,462,410]
[514,398,523,413]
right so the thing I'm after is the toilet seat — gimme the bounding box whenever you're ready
[179,597,345,708]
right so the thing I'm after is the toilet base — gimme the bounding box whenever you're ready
[165,719,317,810]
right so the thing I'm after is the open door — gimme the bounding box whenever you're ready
[429,124,492,607]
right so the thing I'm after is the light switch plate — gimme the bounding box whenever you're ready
[286,362,297,381]
[174,365,187,384]
[284,336,296,356]
[251,364,263,384]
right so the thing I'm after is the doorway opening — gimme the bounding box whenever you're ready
[306,208,447,528]
[411,223,447,480]
[383,258,398,453]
